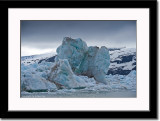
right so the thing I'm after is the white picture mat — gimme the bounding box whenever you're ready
[8,8,149,111]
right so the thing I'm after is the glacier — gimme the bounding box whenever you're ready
[56,37,110,84]
[21,61,136,92]
[21,37,136,97]
[49,59,86,89]
[21,69,136,97]
[21,62,57,92]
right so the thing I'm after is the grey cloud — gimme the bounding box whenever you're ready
[21,20,136,50]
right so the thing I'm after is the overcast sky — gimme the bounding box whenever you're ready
[21,20,136,56]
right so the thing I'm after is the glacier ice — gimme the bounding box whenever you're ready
[21,62,57,92]
[56,37,88,72]
[49,59,86,89]
[21,37,136,93]
[21,58,136,92]
[56,37,110,84]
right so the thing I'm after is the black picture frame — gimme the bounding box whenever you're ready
[1,0,157,119]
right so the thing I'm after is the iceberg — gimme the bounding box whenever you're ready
[56,37,110,84]
[21,37,111,90]
[56,37,88,72]
[21,37,137,93]
[21,62,57,92]
[49,59,86,89]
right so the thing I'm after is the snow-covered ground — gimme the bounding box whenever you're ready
[21,52,56,65]
[108,48,136,75]
[21,47,136,98]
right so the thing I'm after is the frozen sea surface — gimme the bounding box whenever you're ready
[21,90,136,98]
